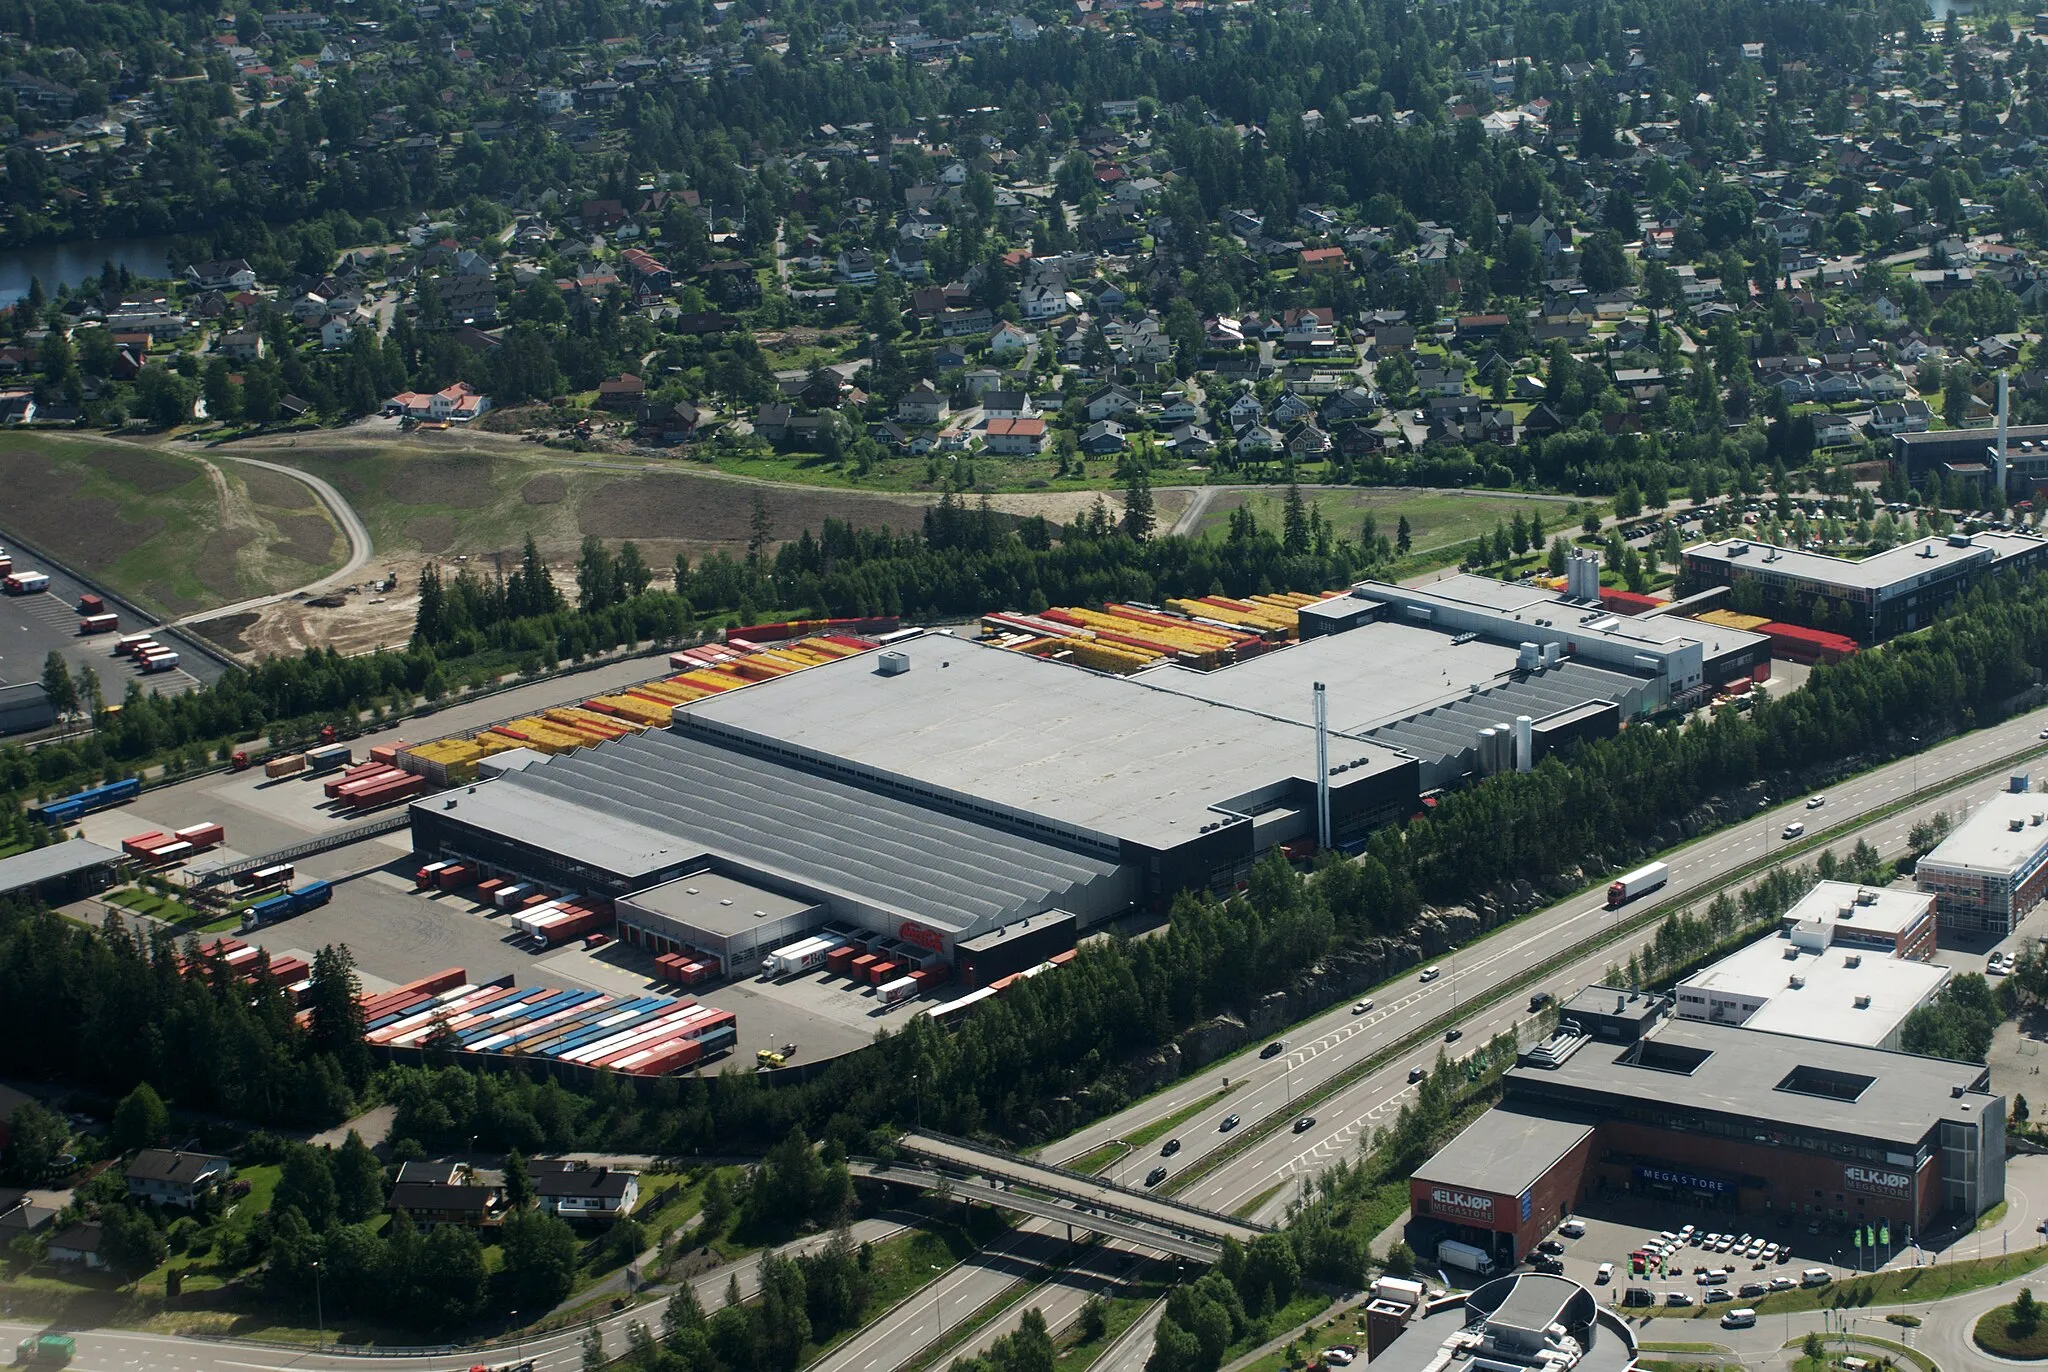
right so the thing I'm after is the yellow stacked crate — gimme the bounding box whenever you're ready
[1066,639,1159,673]
[588,694,674,726]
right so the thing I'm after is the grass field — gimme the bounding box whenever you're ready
[1654,1245,2048,1320]
[1191,487,1586,555]
[1976,1299,2048,1359]
[0,434,344,615]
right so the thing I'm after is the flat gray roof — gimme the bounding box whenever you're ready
[1410,1107,1593,1197]
[1781,880,1933,939]
[1684,536,1992,592]
[621,870,821,937]
[1917,791,2048,878]
[425,728,1131,934]
[1133,621,1525,733]
[0,838,124,895]
[675,633,1412,851]
[1508,1014,1998,1149]
[1678,934,1950,1049]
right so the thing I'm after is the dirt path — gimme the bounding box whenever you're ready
[172,455,375,626]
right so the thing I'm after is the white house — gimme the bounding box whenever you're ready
[531,1161,640,1222]
[126,1149,233,1208]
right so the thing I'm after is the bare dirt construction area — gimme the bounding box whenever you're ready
[0,434,344,616]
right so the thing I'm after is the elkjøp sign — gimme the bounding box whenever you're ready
[1431,1187,1495,1222]
[1843,1165,1912,1197]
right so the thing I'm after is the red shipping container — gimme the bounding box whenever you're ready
[627,1038,704,1076]
[436,864,474,890]
[173,822,225,849]
[121,831,168,857]
[1049,949,1078,966]
[850,954,877,979]
[476,878,505,896]
[867,960,898,986]
[369,744,400,764]
[826,945,858,974]
[522,891,550,907]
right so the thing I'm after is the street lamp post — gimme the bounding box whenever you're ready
[311,1258,325,1351]
[930,1265,945,1333]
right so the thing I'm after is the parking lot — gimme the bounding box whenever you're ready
[0,556,220,709]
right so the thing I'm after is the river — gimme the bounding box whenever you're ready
[0,236,182,307]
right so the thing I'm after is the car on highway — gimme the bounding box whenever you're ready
[1444,1027,1463,1042]
[1145,1166,1168,1187]
[2039,725,2048,739]
[1408,1066,1426,1082]
[1782,821,1806,839]
[1352,999,1374,1014]
[1161,1138,1181,1156]
[1293,1115,1317,1132]
[1806,794,1826,809]
[1420,966,1441,982]
[1219,1113,1240,1132]
[1529,991,1554,1012]
[1260,1040,1286,1059]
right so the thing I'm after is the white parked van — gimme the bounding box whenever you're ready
[1800,1267,1833,1287]
[1722,1308,1757,1329]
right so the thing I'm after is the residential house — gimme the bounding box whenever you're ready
[1226,391,1265,429]
[1078,420,1128,454]
[981,391,1039,420]
[186,259,257,292]
[895,381,949,425]
[389,1170,503,1230]
[988,321,1034,357]
[385,381,490,423]
[45,1222,104,1269]
[835,250,879,284]
[1867,399,1933,435]
[531,1161,641,1222]
[938,307,994,337]
[1083,385,1139,423]
[126,1149,233,1208]
[218,329,266,364]
[597,374,647,411]
[0,1189,54,1246]
[1236,423,1282,454]
[1018,281,1068,320]
[1297,246,1348,276]
[1415,367,1467,397]
[983,416,1048,455]
[1813,415,1858,447]
[638,398,700,444]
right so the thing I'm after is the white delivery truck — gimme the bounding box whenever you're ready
[1437,1240,1496,1278]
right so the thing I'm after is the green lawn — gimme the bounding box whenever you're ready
[1976,1300,2048,1358]
[1653,1245,2048,1319]
[1052,1282,1169,1366]
[797,1213,1013,1365]
[107,885,237,933]
[1222,1297,1345,1372]
[0,432,344,616]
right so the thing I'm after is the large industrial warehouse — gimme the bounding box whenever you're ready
[1408,985,2006,1267]
[408,566,1767,984]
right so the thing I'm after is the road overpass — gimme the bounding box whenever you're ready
[895,1130,1271,1248]
[851,1161,1226,1260]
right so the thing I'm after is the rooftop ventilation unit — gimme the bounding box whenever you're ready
[876,650,911,676]
[1854,994,1872,1009]
[1788,974,1806,989]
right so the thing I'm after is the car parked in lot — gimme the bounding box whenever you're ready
[1665,1292,1693,1308]
[1704,1288,1733,1304]
[1739,1282,1768,1298]
[1559,1219,1586,1238]
[1768,1276,1797,1291]
[1537,1239,1566,1256]
[1595,1262,1613,1284]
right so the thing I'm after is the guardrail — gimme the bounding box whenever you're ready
[1164,732,2048,1200]
[902,1130,1274,1238]
[188,811,413,886]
